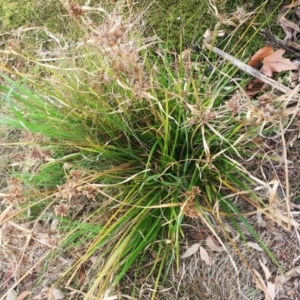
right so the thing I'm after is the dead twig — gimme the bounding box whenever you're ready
[260,29,300,59]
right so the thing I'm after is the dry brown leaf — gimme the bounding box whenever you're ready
[232,234,240,243]
[206,236,225,252]
[244,78,265,97]
[89,255,98,263]
[262,49,297,77]
[253,260,275,300]
[248,46,274,67]
[247,241,263,251]
[257,212,266,228]
[259,259,275,300]
[283,0,300,9]
[199,246,211,266]
[274,274,286,290]
[253,269,272,300]
[181,243,200,258]
[277,6,298,39]
[79,266,86,286]
[17,291,31,300]
[224,224,234,234]
[279,16,300,32]
[266,223,284,239]
[203,28,213,40]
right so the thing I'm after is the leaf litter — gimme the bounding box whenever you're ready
[261,49,297,77]
[181,242,211,266]
[248,47,297,77]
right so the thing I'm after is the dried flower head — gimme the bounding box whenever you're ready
[29,147,51,163]
[56,181,80,201]
[233,6,247,22]
[186,107,216,126]
[66,181,80,200]
[69,3,83,18]
[226,98,240,115]
[77,8,148,100]
[181,186,201,218]
[7,177,22,186]
[82,185,99,199]
[3,177,26,205]
[54,204,69,217]
[3,194,15,205]
[5,38,21,52]
[258,93,273,107]
[20,131,47,143]
[70,170,83,180]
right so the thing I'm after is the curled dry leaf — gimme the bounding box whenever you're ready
[244,78,265,97]
[278,16,300,33]
[232,234,240,243]
[203,29,225,44]
[181,243,200,258]
[224,224,234,234]
[262,49,297,77]
[248,46,274,67]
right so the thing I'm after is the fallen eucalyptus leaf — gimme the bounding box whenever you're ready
[199,246,211,266]
[206,236,225,252]
[247,242,263,251]
[259,260,275,300]
[181,243,200,258]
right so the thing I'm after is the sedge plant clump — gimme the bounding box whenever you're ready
[0,1,288,299]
